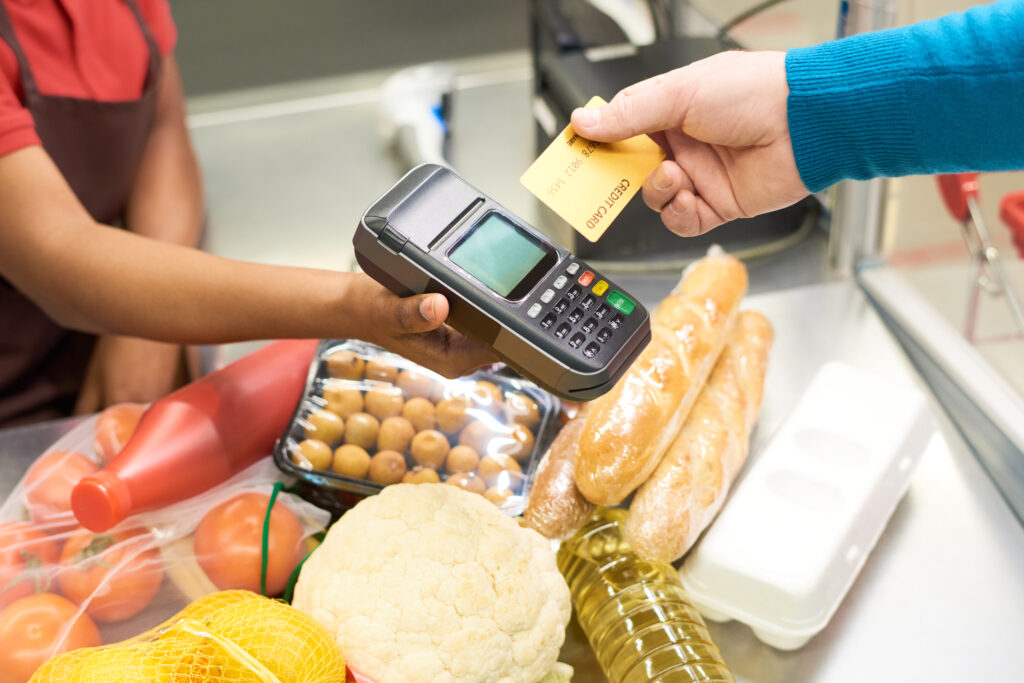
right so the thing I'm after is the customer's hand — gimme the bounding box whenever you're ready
[346,274,496,378]
[570,51,808,237]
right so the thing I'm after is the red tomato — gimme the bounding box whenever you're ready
[23,451,98,534]
[0,522,59,610]
[92,403,146,462]
[57,527,163,623]
[194,492,305,596]
[0,593,101,683]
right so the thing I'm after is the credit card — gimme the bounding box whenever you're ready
[520,96,665,243]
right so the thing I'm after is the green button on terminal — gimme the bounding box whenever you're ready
[607,290,635,315]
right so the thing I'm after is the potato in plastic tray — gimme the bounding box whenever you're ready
[273,340,560,516]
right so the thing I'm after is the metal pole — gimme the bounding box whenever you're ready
[828,0,898,276]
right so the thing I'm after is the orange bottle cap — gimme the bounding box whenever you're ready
[71,471,133,532]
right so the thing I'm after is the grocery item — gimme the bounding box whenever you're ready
[71,339,318,532]
[504,391,540,429]
[410,429,450,468]
[292,484,571,683]
[627,311,774,563]
[30,590,345,682]
[333,444,372,479]
[367,450,407,485]
[0,593,101,683]
[24,451,99,533]
[305,409,346,445]
[477,453,522,489]
[444,445,479,473]
[343,413,380,450]
[193,492,305,596]
[295,439,334,471]
[539,663,574,683]
[401,397,436,431]
[92,403,146,462]
[679,362,935,650]
[522,417,595,540]
[0,522,59,609]
[376,416,415,453]
[444,471,487,494]
[558,509,734,683]
[326,350,364,380]
[57,528,163,622]
[574,251,747,505]
[274,340,558,516]
[1,418,332,681]
[324,384,364,418]
[402,466,440,484]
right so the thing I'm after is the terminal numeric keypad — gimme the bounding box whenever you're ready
[527,259,637,360]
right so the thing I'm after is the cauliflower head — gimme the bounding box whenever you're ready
[292,484,571,683]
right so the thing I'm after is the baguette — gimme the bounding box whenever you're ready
[522,416,595,539]
[573,252,748,505]
[626,311,773,563]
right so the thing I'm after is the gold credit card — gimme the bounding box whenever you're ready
[520,96,665,243]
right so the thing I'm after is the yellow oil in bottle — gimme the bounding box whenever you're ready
[557,508,734,683]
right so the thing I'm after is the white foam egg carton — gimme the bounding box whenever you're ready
[678,361,935,650]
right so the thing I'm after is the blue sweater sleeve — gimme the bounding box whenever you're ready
[786,0,1024,193]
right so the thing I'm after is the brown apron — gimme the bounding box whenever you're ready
[0,0,161,426]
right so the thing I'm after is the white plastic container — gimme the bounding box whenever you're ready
[678,361,935,650]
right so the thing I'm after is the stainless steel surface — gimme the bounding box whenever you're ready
[3,283,1021,683]
[699,281,1024,683]
[861,264,1024,524]
[559,281,1024,682]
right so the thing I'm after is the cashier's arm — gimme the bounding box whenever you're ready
[74,56,206,411]
[0,128,493,379]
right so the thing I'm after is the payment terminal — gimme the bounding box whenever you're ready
[353,164,650,401]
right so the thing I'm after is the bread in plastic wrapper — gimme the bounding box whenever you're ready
[626,311,774,562]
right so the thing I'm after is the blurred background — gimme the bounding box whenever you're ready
[177,0,1022,399]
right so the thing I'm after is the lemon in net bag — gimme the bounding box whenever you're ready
[31,590,344,682]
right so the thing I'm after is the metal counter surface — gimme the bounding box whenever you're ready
[2,282,1021,683]
[551,280,1024,682]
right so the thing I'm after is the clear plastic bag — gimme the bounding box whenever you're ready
[0,410,330,683]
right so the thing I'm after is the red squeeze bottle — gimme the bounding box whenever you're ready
[72,339,318,532]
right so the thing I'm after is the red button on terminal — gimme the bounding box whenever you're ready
[577,270,595,287]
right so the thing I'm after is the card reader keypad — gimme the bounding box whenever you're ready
[527,258,640,362]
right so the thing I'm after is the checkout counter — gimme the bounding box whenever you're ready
[2,1,1023,680]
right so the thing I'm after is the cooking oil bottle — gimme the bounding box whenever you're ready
[557,508,734,683]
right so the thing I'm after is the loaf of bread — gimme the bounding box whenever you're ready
[573,251,749,505]
[626,311,773,563]
[522,416,595,539]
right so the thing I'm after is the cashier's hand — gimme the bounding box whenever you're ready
[74,335,185,414]
[347,274,496,378]
[570,51,808,237]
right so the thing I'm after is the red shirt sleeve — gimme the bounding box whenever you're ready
[137,0,178,57]
[0,67,40,158]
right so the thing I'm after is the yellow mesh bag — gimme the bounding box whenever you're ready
[30,590,345,683]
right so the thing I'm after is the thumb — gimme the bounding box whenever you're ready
[390,293,449,335]
[570,69,690,142]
